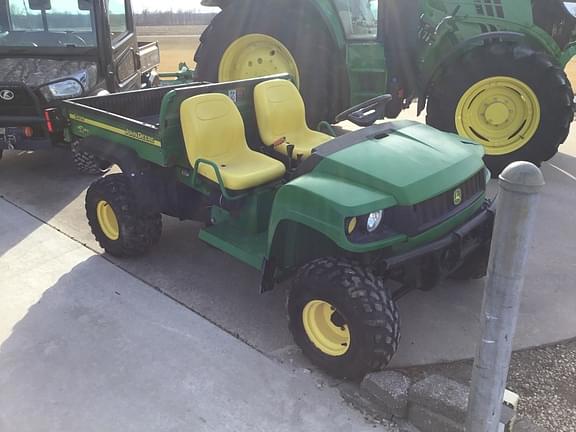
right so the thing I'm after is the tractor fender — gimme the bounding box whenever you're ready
[418,31,527,115]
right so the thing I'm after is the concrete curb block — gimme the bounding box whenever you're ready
[408,374,469,424]
[407,404,464,432]
[361,371,411,418]
[339,382,394,421]
[351,371,537,432]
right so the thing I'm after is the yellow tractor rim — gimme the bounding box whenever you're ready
[302,300,350,356]
[96,200,119,241]
[455,76,541,155]
[219,34,300,87]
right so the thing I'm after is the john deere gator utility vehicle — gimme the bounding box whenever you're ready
[196,0,576,174]
[0,0,161,173]
[64,74,494,378]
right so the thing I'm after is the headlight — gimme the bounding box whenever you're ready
[366,210,383,232]
[42,79,83,99]
[345,209,398,242]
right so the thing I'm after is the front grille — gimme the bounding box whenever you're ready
[0,83,41,118]
[413,170,485,231]
[384,170,486,237]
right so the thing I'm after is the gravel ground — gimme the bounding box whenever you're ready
[399,340,576,431]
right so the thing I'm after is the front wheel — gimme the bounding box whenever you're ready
[86,174,162,257]
[287,257,400,379]
[427,43,574,175]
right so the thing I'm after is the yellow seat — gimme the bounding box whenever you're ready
[254,79,332,159]
[180,93,286,191]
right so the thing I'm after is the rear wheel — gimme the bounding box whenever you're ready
[287,257,400,379]
[194,0,344,127]
[427,43,574,175]
[86,174,162,257]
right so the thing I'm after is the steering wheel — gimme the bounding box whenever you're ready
[60,33,88,47]
[335,94,392,127]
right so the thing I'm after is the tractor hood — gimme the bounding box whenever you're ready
[299,120,486,206]
[0,57,98,94]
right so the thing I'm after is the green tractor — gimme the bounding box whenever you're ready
[196,0,576,174]
[64,75,494,378]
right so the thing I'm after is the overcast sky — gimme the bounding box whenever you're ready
[131,0,214,12]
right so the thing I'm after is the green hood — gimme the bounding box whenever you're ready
[310,120,485,205]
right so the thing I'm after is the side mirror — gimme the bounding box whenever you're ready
[78,0,92,11]
[28,0,51,10]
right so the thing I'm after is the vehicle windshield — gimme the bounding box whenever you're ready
[334,0,378,39]
[0,0,96,47]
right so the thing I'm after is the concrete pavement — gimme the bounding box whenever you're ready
[0,198,397,432]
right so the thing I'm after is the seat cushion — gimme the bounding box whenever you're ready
[277,129,332,159]
[181,93,286,191]
[254,79,332,159]
[198,150,286,191]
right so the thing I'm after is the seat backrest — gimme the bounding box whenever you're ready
[180,93,248,165]
[254,79,309,145]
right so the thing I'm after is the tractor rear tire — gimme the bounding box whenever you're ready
[427,43,574,175]
[287,257,400,379]
[194,0,344,128]
[86,174,162,257]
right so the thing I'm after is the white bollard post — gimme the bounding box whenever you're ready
[466,162,545,432]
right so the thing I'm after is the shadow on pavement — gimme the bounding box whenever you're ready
[0,149,97,257]
[0,255,379,432]
[0,255,206,432]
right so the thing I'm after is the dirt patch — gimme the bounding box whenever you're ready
[137,25,208,36]
[566,57,576,88]
[137,26,205,72]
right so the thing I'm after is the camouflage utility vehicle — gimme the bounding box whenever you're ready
[0,0,161,172]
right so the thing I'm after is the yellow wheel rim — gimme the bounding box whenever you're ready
[302,300,350,356]
[218,34,300,87]
[96,200,119,241]
[455,76,541,155]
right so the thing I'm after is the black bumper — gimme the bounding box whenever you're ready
[0,126,53,150]
[378,199,495,283]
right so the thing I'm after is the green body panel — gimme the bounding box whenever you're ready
[200,223,267,269]
[420,2,569,84]
[267,121,485,263]
[346,43,388,106]
[66,108,166,165]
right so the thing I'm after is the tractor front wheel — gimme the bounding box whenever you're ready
[86,174,162,257]
[287,257,400,379]
[427,43,574,175]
